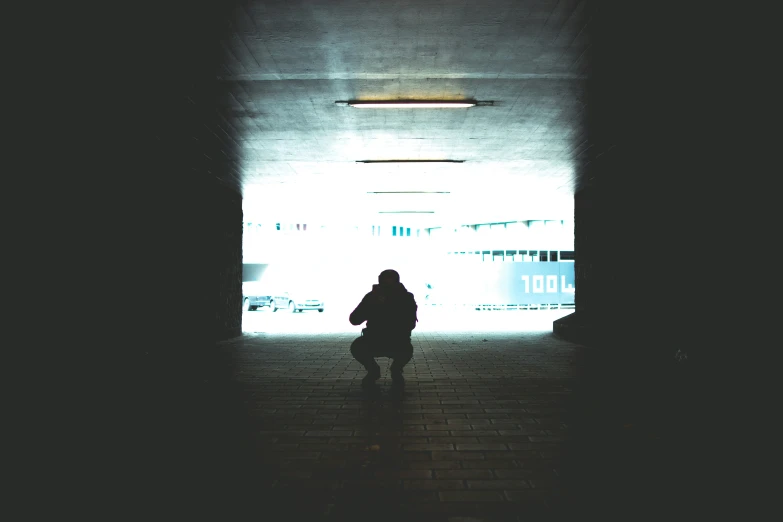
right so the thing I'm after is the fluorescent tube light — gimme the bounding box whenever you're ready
[357,160,464,163]
[348,101,475,108]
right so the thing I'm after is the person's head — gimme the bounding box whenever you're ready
[378,269,400,288]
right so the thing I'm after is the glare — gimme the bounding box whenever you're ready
[242,218,575,335]
[242,168,576,335]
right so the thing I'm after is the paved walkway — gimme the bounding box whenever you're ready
[201,321,701,521]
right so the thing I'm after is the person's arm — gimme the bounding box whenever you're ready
[409,293,418,330]
[349,294,371,325]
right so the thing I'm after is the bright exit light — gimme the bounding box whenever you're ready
[347,101,476,108]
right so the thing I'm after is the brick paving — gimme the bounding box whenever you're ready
[205,326,698,521]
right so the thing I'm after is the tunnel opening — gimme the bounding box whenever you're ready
[240,218,575,334]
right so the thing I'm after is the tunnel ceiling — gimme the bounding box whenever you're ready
[217,0,590,227]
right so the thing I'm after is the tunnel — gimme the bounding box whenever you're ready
[82,1,736,520]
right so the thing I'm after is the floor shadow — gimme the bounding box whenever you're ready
[327,382,407,521]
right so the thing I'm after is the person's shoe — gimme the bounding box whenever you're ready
[362,367,381,388]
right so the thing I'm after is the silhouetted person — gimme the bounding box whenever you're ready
[350,269,418,388]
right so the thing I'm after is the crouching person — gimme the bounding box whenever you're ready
[349,269,418,389]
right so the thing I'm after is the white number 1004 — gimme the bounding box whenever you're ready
[521,275,575,293]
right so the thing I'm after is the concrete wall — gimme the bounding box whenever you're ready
[215,184,243,340]
[88,1,249,514]
[552,12,735,504]
[131,4,244,344]
[551,6,739,507]
[557,0,727,359]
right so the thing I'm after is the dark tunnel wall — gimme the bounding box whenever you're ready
[92,1,249,515]
[215,185,244,339]
[559,0,729,361]
[555,3,737,509]
[552,3,741,511]
[130,1,245,344]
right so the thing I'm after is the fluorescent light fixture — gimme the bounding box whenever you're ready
[357,160,464,163]
[378,211,435,214]
[340,100,476,108]
[336,100,493,108]
[368,191,450,194]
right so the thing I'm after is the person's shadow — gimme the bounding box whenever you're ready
[330,382,406,521]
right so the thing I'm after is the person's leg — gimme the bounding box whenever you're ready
[351,335,381,385]
[389,339,413,382]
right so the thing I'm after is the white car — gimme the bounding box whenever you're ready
[242,281,272,311]
[270,290,325,313]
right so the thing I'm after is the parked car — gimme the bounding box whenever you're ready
[270,290,325,313]
[242,281,272,311]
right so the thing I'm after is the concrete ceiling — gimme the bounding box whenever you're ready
[217,0,590,227]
